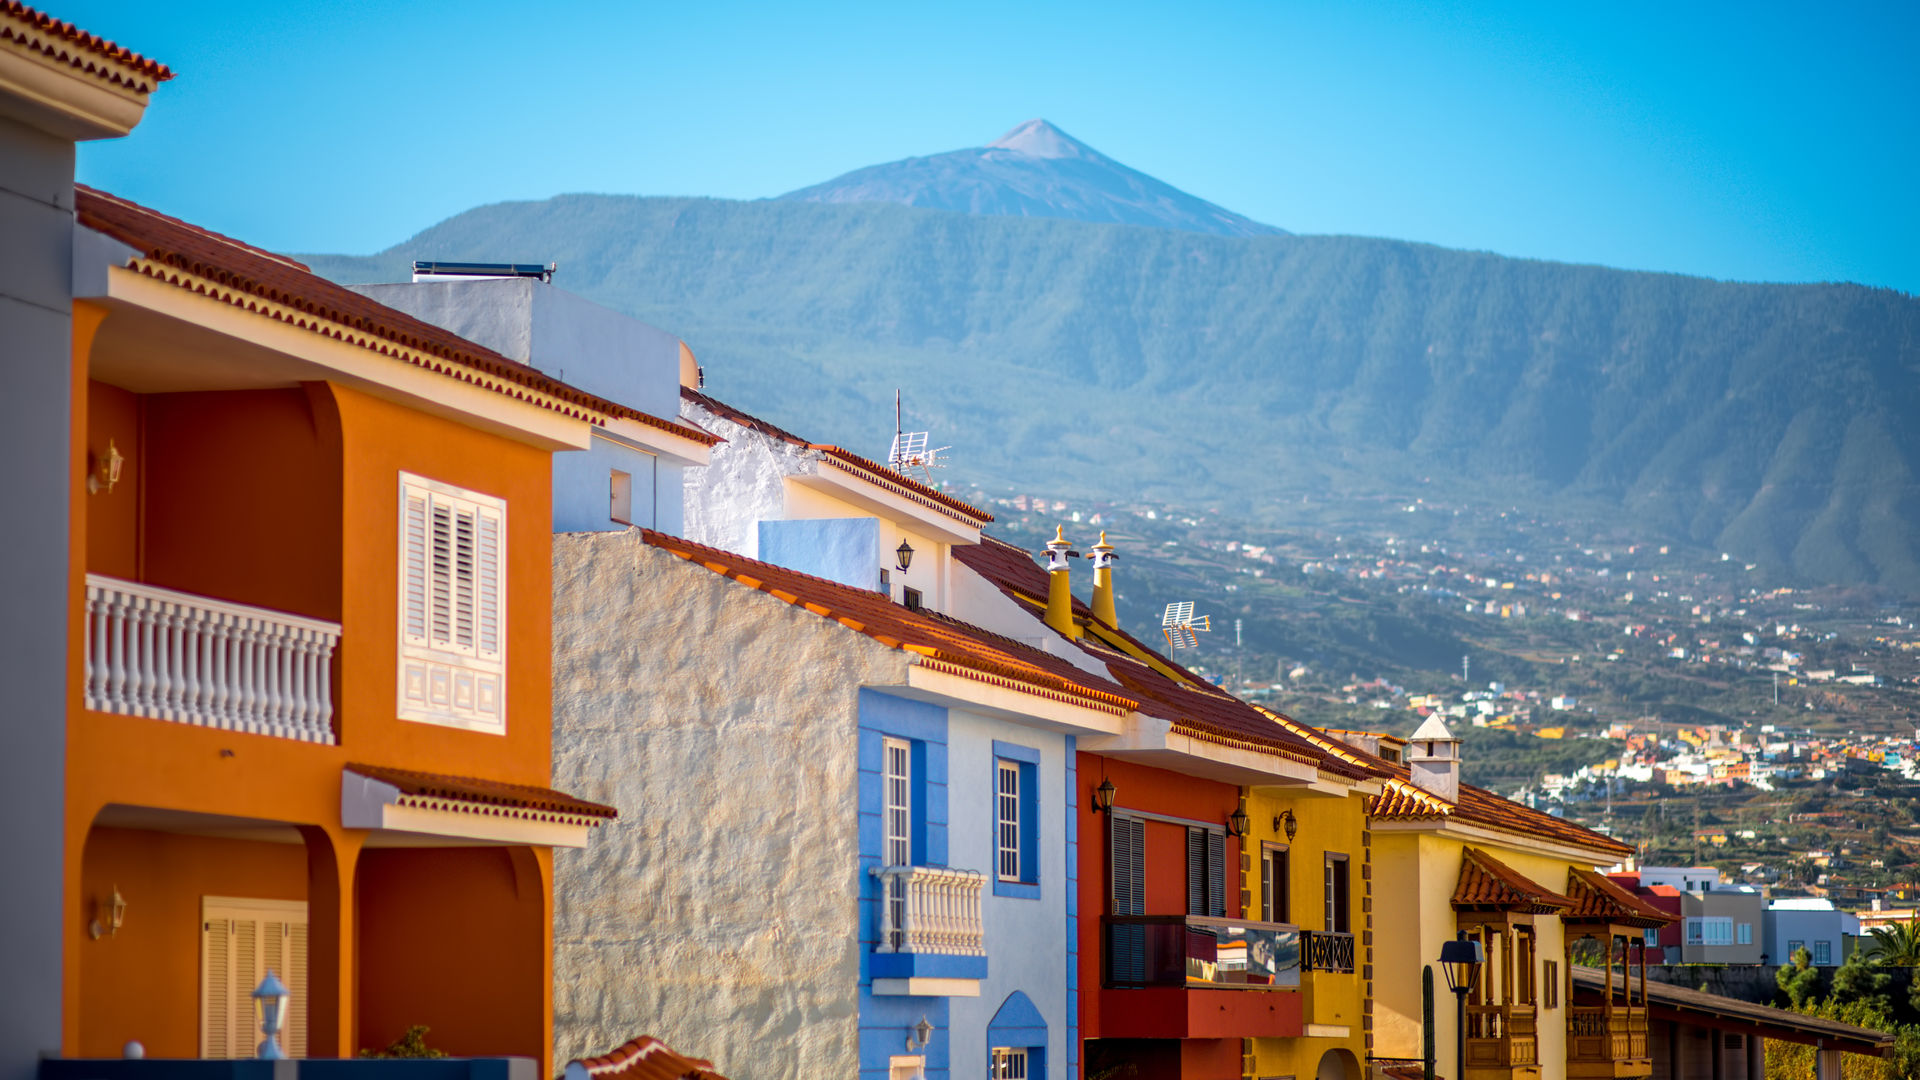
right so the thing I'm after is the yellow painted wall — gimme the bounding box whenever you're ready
[1243,786,1371,1080]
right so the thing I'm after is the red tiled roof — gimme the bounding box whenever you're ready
[950,535,1376,777]
[682,388,991,524]
[344,764,618,821]
[1565,867,1678,928]
[1453,847,1573,913]
[641,529,1138,716]
[1,2,172,89]
[74,187,718,446]
[1367,772,1634,859]
[566,1036,728,1080]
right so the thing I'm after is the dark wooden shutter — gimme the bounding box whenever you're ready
[1260,848,1273,922]
[1110,817,1146,985]
[1208,830,1226,917]
[1186,828,1207,915]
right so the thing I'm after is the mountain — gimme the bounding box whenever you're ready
[304,197,1920,595]
[775,119,1286,238]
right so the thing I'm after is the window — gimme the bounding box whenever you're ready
[1685,917,1733,946]
[902,586,923,611]
[1544,959,1560,1009]
[883,737,912,948]
[1644,928,1661,947]
[1187,827,1226,917]
[998,760,1021,881]
[609,469,632,525]
[991,1048,1028,1079]
[1788,939,1806,961]
[1261,844,1290,923]
[1737,922,1753,946]
[1516,928,1537,1004]
[1324,854,1351,932]
[993,743,1040,897]
[1815,940,1833,965]
[398,473,506,735]
[201,897,307,1059]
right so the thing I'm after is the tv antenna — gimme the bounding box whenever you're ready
[1161,601,1211,651]
[887,390,950,483]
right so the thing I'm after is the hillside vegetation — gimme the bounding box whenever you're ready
[305,195,1920,593]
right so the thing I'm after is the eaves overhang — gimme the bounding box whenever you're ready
[1368,814,1630,868]
[888,661,1127,737]
[789,455,984,545]
[1083,713,1338,789]
[341,766,615,849]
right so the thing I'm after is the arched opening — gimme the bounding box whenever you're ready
[1314,1046,1361,1080]
[986,990,1047,1079]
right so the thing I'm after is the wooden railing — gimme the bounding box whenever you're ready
[871,865,985,955]
[1104,915,1300,989]
[1302,929,1356,973]
[1465,1003,1538,1067]
[84,575,341,744]
[1569,1004,1649,1062]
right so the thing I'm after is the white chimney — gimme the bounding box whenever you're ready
[1408,715,1461,803]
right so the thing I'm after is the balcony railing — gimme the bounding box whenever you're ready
[1302,929,1356,973]
[1465,1003,1538,1068]
[1569,1004,1649,1062]
[84,575,341,744]
[1105,915,1300,989]
[871,865,985,955]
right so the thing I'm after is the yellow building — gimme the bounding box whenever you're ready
[1361,718,1672,1080]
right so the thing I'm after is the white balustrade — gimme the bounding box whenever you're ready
[85,574,342,744]
[871,865,986,956]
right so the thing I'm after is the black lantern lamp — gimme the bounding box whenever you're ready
[895,540,915,573]
[1439,930,1486,1080]
[1092,777,1116,814]
[1273,808,1298,843]
[1227,806,1250,837]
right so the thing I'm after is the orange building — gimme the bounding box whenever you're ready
[64,189,626,1068]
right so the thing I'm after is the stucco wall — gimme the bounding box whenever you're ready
[679,401,809,558]
[0,112,74,1080]
[553,432,663,534]
[551,530,912,1078]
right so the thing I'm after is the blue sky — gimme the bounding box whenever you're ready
[66,0,1918,293]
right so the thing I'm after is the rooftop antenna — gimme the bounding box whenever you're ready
[887,389,950,483]
[1161,602,1211,651]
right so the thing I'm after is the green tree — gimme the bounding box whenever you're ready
[1867,922,1920,967]
[1778,947,1822,1010]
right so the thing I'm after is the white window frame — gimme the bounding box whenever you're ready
[397,473,507,735]
[1737,922,1753,946]
[991,1047,1029,1079]
[1814,939,1833,965]
[1686,916,1734,946]
[883,736,912,950]
[997,759,1022,882]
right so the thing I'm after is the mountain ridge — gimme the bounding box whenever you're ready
[775,118,1287,238]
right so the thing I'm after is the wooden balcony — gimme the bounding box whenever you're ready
[1465,1002,1539,1072]
[1568,1004,1652,1078]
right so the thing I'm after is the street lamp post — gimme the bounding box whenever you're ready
[1439,930,1485,1080]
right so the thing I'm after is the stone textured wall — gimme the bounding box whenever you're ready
[550,530,912,1078]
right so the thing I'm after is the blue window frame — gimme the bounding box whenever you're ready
[992,741,1041,899]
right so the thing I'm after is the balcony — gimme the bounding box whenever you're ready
[1465,1003,1539,1071]
[869,865,986,996]
[1099,915,1303,1039]
[84,575,341,744]
[1302,929,1356,973]
[1568,1005,1651,1078]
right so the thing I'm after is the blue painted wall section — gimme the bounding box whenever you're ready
[759,517,881,590]
[1063,735,1078,1080]
[858,690,953,1080]
[987,991,1050,1080]
[552,435,661,533]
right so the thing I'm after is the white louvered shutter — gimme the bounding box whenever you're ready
[398,474,507,734]
[201,917,232,1058]
[201,899,308,1060]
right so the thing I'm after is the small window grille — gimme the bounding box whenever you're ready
[990,1047,1028,1079]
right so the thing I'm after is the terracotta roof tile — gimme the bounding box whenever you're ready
[682,388,990,524]
[640,529,1137,715]
[75,187,718,446]
[1,2,171,90]
[1367,770,1634,859]
[344,764,618,821]
[1565,867,1678,927]
[1452,847,1573,913]
[566,1036,728,1080]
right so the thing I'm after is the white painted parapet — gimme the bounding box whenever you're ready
[872,865,987,956]
[83,574,341,744]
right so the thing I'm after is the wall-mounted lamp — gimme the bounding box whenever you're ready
[1226,806,1251,837]
[904,1016,934,1053]
[895,540,915,573]
[89,885,127,939]
[87,439,125,495]
[1273,809,1298,843]
[1091,777,1116,814]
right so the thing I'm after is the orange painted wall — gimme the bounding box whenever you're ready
[354,847,546,1061]
[76,826,308,1058]
[83,380,140,580]
[141,386,343,621]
